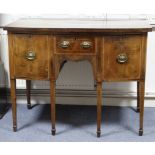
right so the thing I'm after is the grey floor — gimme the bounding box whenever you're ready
[0,104,155,142]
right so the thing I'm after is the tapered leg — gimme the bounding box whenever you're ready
[97,81,102,137]
[26,80,31,109]
[137,81,140,112]
[10,79,17,132]
[139,81,145,136]
[50,80,56,135]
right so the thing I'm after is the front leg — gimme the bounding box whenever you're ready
[139,81,145,136]
[97,81,102,137]
[50,79,56,135]
[10,79,17,132]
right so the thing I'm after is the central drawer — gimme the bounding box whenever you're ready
[55,36,95,54]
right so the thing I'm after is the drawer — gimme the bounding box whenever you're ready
[55,36,95,54]
[12,35,50,79]
[102,35,142,80]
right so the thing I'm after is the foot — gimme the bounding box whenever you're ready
[13,126,17,132]
[51,129,56,136]
[97,130,101,138]
[139,129,143,136]
[27,104,32,110]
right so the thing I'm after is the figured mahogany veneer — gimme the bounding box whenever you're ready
[102,35,144,81]
[55,35,95,54]
[10,34,51,80]
[3,19,152,137]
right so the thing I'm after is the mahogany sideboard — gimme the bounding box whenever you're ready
[3,19,152,137]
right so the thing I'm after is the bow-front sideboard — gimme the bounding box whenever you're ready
[3,19,152,137]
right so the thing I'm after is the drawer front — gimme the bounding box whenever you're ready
[102,35,142,80]
[55,36,95,54]
[12,35,50,79]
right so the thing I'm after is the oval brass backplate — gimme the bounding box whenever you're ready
[116,53,128,64]
[81,41,92,49]
[25,51,36,61]
[59,40,70,48]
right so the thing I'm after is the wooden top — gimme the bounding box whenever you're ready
[3,18,152,33]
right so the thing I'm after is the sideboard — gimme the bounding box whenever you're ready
[3,19,152,137]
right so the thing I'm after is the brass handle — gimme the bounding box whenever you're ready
[59,40,70,48]
[81,41,92,49]
[116,53,128,64]
[25,51,36,61]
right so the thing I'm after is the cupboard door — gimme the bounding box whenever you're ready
[13,35,50,80]
[102,35,142,81]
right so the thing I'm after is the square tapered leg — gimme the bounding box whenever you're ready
[10,79,17,132]
[97,81,102,137]
[50,79,56,135]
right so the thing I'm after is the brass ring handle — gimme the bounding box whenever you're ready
[25,51,36,61]
[81,41,92,49]
[116,53,128,64]
[59,40,70,48]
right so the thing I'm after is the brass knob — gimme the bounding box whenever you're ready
[59,40,70,48]
[25,51,36,61]
[116,53,128,64]
[81,41,92,49]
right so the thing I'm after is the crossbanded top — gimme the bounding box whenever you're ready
[3,18,152,33]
